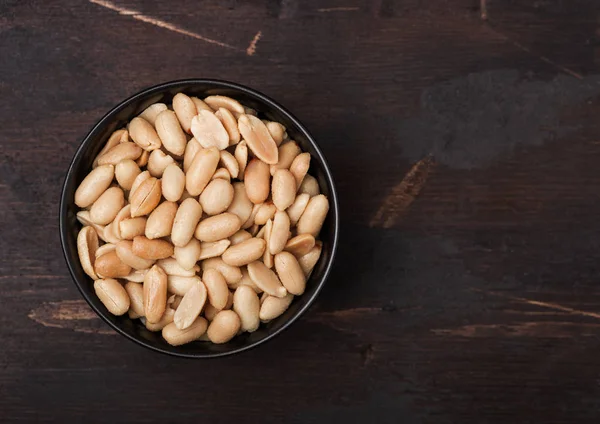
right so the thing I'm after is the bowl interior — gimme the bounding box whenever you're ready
[60,80,338,357]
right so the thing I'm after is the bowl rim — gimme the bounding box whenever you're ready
[59,78,339,358]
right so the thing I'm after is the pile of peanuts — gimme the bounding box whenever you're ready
[74,93,329,346]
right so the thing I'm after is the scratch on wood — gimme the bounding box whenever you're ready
[432,322,600,338]
[246,31,262,56]
[28,300,116,335]
[480,0,488,20]
[370,156,435,228]
[315,307,383,318]
[472,288,600,320]
[317,7,360,12]
[483,25,582,80]
[88,0,240,51]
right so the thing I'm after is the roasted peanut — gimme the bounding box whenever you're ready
[90,187,125,225]
[270,141,300,175]
[122,268,148,283]
[161,163,185,202]
[167,275,201,296]
[247,261,287,298]
[147,149,175,178]
[296,194,329,237]
[227,182,253,224]
[173,238,201,270]
[95,251,132,278]
[116,240,156,270]
[207,310,240,344]
[183,138,202,173]
[244,159,270,204]
[174,281,207,330]
[199,179,234,215]
[262,219,274,268]
[259,293,293,322]
[125,281,145,318]
[215,107,241,145]
[77,226,99,279]
[233,285,260,332]
[186,146,220,196]
[195,212,241,242]
[146,307,175,331]
[190,96,213,113]
[234,140,248,178]
[265,121,285,146]
[204,95,244,114]
[163,317,208,346]
[274,251,306,295]
[219,150,239,178]
[222,238,266,267]
[289,152,310,188]
[143,264,168,323]
[229,230,252,246]
[212,168,231,182]
[198,239,230,260]
[128,170,150,202]
[172,198,203,247]
[139,102,167,126]
[155,109,186,156]
[95,242,116,258]
[157,257,197,277]
[299,174,320,197]
[129,117,162,151]
[132,236,174,260]
[97,142,142,166]
[203,268,229,310]
[130,177,161,217]
[172,93,197,134]
[75,164,115,208]
[115,159,141,191]
[285,234,315,257]
[269,211,290,255]
[119,217,147,240]
[237,114,278,164]
[287,193,310,226]
[145,201,177,239]
[272,169,296,210]
[202,257,242,285]
[94,278,130,316]
[254,201,277,226]
[93,129,127,168]
[298,242,322,276]
[191,110,229,150]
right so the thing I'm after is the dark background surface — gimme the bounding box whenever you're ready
[2,0,600,422]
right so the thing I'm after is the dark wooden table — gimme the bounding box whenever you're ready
[3,0,600,422]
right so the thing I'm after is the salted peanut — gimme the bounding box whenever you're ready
[289,152,310,187]
[199,179,234,215]
[145,201,177,239]
[186,146,220,196]
[123,268,148,283]
[244,159,270,204]
[204,303,219,321]
[204,95,244,114]
[270,141,300,175]
[97,142,142,166]
[93,129,127,167]
[173,238,201,270]
[172,198,203,247]
[183,138,203,172]
[116,240,155,270]
[211,168,231,182]
[262,219,274,268]
[172,93,197,134]
[147,149,175,177]
[265,121,285,146]
[161,163,185,202]
[203,268,230,310]
[299,174,320,197]
[227,182,253,224]
[102,220,121,244]
[222,238,266,267]
[269,211,290,255]
[174,281,207,330]
[233,285,260,332]
[297,194,329,237]
[155,110,187,156]
[130,177,161,217]
[157,257,197,277]
[198,239,230,260]
[163,316,208,346]
[119,217,147,240]
[146,307,175,331]
[191,96,213,113]
[77,226,99,279]
[95,251,132,278]
[298,242,322,276]
[128,170,151,202]
[132,236,174,260]
[94,278,130,316]
[229,230,252,246]
[115,159,141,191]
[191,110,229,150]
[272,169,296,210]
[95,242,116,258]
[247,261,287,298]
[285,234,315,257]
[274,251,306,295]
[237,114,278,164]
[74,164,114,208]
[136,150,149,167]
[125,281,145,318]
[255,201,276,226]
[167,275,201,296]
[207,310,241,344]
[129,117,162,151]
[287,193,310,226]
[202,257,242,285]
[259,293,293,322]
[89,187,124,225]
[139,102,168,126]
[215,107,241,145]
[242,202,261,230]
[234,141,248,178]
[219,150,239,178]
[143,264,168,323]
[195,212,241,242]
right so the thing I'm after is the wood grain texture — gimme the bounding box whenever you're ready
[2,0,600,422]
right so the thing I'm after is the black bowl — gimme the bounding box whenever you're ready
[59,79,339,358]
